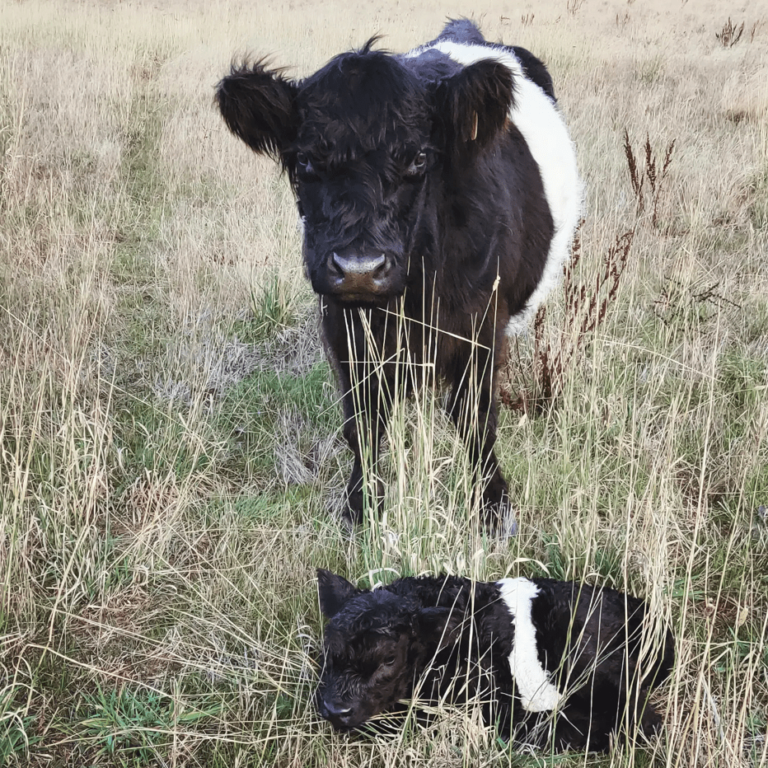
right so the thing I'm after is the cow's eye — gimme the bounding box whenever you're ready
[296,152,316,177]
[406,151,427,177]
[382,655,397,667]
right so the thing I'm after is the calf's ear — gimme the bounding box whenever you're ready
[417,606,461,652]
[434,59,514,154]
[317,569,362,619]
[215,59,298,162]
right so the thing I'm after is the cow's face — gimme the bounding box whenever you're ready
[289,52,432,302]
[314,570,454,731]
[216,44,513,303]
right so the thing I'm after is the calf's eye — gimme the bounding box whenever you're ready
[383,655,397,667]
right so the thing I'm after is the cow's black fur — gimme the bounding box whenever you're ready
[316,570,675,752]
[216,20,570,527]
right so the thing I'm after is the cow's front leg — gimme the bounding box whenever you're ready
[448,360,515,534]
[338,362,393,525]
[322,301,395,525]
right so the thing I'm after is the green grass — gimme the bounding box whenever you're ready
[0,679,38,763]
[77,685,221,762]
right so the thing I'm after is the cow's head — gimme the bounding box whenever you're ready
[216,43,514,304]
[315,569,457,730]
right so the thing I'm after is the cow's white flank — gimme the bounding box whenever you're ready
[497,577,563,712]
[406,40,583,333]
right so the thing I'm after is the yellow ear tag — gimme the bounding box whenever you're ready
[471,112,478,141]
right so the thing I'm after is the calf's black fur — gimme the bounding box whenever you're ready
[216,20,581,527]
[316,569,674,752]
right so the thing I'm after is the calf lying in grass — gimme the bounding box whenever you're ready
[316,570,674,751]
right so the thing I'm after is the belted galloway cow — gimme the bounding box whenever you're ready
[215,19,582,529]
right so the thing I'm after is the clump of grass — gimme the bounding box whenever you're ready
[0,673,37,763]
[716,18,745,48]
[249,272,302,340]
[78,685,222,761]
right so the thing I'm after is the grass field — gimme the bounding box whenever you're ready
[1,0,767,765]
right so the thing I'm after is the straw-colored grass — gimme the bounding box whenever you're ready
[1,0,766,765]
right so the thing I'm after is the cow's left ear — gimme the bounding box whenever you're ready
[434,59,514,153]
[317,569,362,619]
[215,59,299,163]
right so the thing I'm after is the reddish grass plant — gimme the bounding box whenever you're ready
[502,223,634,413]
[716,18,745,48]
[623,130,676,229]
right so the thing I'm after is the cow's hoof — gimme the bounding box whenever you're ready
[495,508,519,538]
[499,510,518,538]
[483,493,518,538]
[341,500,364,528]
[341,480,384,527]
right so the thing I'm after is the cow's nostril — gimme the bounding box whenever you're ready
[328,252,344,278]
[332,252,387,277]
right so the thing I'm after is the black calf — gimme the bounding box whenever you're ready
[316,570,674,752]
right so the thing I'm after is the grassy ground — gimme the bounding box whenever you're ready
[1,0,767,765]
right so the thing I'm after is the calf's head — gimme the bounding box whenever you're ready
[216,44,514,304]
[315,569,455,730]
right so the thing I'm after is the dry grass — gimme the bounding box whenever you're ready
[1,0,767,765]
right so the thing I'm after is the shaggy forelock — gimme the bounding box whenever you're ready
[325,590,415,649]
[296,51,432,157]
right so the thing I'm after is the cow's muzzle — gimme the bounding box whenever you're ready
[326,248,395,299]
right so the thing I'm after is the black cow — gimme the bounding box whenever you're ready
[316,569,674,752]
[216,20,582,529]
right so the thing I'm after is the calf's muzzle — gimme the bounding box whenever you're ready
[319,697,355,729]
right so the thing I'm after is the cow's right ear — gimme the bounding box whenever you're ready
[434,58,514,157]
[215,59,298,162]
[317,569,361,619]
